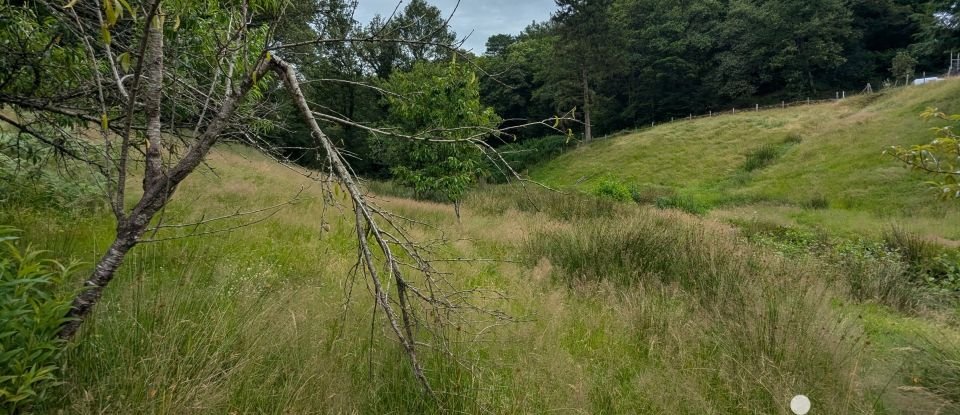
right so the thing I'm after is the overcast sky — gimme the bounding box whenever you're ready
[352,0,557,54]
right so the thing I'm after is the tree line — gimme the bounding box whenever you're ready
[479,0,960,142]
[263,0,960,174]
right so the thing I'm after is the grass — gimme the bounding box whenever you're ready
[1,143,959,412]
[530,81,960,241]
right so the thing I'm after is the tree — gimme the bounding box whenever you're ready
[551,0,624,141]
[484,34,516,56]
[0,0,519,396]
[887,108,960,199]
[891,50,919,84]
[376,60,501,221]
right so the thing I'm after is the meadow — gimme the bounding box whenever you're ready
[2,138,960,413]
[531,80,960,241]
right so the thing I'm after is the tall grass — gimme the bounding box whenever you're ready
[1,145,957,413]
[524,210,866,412]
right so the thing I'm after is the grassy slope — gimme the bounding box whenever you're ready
[2,144,959,413]
[531,81,960,240]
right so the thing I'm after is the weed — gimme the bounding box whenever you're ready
[742,144,781,172]
[592,176,632,202]
[0,227,78,413]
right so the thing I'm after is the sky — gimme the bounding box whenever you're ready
[352,0,557,54]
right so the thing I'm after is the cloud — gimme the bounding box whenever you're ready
[353,0,555,53]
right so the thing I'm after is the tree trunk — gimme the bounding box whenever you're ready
[581,66,592,142]
[454,199,462,224]
[57,15,274,339]
[59,228,138,339]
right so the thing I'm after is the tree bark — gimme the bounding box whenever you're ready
[58,229,137,339]
[58,27,274,339]
[581,66,592,142]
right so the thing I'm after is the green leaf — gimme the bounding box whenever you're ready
[118,51,131,72]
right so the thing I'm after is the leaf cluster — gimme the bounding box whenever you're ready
[0,228,79,414]
[886,108,960,199]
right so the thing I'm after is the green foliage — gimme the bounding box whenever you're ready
[654,195,707,215]
[591,176,631,202]
[376,60,501,202]
[464,184,617,221]
[742,135,802,172]
[490,135,573,182]
[887,108,960,200]
[0,135,102,212]
[883,226,960,293]
[0,227,77,413]
[890,51,918,81]
[742,144,781,172]
[804,195,830,210]
[525,214,864,412]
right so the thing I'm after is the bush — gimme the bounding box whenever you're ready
[0,227,77,413]
[592,177,632,202]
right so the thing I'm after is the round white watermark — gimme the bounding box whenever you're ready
[790,395,811,415]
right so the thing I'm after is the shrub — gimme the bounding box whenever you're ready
[0,227,77,413]
[742,144,780,172]
[592,177,632,202]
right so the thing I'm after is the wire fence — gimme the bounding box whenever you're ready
[596,77,956,141]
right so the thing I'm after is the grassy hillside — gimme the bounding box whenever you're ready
[531,81,960,241]
[2,140,960,412]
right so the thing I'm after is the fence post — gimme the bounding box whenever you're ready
[689,114,692,120]
[781,101,785,109]
[842,91,846,99]
[836,91,839,100]
[807,98,810,105]
[732,107,735,114]
[709,110,712,117]
[755,104,759,112]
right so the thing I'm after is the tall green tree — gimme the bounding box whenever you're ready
[377,60,501,219]
[550,0,625,141]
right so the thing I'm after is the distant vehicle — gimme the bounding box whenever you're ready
[913,76,944,85]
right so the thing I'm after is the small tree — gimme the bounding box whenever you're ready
[887,108,960,199]
[378,60,501,221]
[891,51,918,85]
